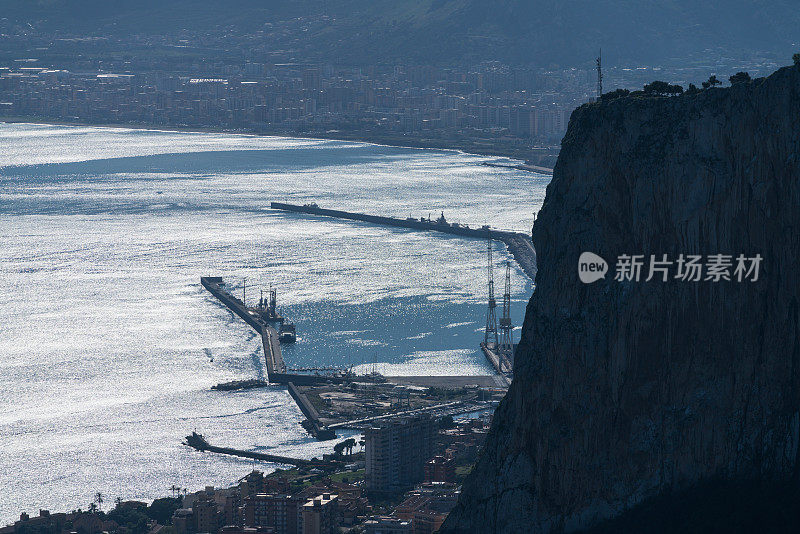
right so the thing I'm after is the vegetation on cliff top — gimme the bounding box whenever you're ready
[600,54,799,102]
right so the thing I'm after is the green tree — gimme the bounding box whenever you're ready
[729,71,751,84]
[439,415,456,429]
[702,75,722,89]
[794,53,800,66]
[600,88,630,101]
[643,81,683,96]
[147,497,182,525]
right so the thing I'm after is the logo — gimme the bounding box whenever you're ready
[577,252,762,283]
[578,252,608,283]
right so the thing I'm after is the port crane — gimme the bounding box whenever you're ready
[484,234,498,347]
[498,261,513,358]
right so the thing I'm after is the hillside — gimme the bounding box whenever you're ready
[2,0,799,66]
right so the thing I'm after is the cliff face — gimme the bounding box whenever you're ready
[442,65,800,533]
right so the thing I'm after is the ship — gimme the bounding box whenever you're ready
[279,322,297,343]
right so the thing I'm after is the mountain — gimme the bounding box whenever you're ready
[2,0,800,66]
[441,62,800,532]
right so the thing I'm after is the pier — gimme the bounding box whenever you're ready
[184,432,337,468]
[269,202,537,280]
[287,382,336,440]
[200,276,284,330]
[262,324,287,375]
[202,276,290,377]
[480,343,513,386]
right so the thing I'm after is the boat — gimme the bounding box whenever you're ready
[279,322,297,343]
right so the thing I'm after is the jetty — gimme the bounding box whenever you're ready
[184,432,337,468]
[269,202,537,280]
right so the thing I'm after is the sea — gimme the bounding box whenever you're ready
[0,122,549,523]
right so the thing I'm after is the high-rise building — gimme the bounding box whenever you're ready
[243,494,304,534]
[194,488,219,534]
[301,494,339,534]
[365,416,437,491]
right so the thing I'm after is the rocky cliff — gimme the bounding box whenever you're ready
[442,64,800,532]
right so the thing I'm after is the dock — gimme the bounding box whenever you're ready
[269,202,537,280]
[480,343,513,386]
[328,399,500,430]
[262,324,287,375]
[287,382,336,440]
[200,276,284,330]
[385,375,509,388]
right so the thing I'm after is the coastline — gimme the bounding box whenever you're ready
[0,117,557,172]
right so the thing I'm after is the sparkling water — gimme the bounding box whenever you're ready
[0,123,549,522]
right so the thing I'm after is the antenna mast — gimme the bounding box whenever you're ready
[498,261,513,358]
[484,233,498,347]
[596,49,603,101]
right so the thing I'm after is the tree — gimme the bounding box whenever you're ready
[686,83,700,94]
[643,81,683,96]
[600,88,630,101]
[439,415,456,429]
[333,441,346,456]
[729,71,751,84]
[148,497,182,525]
[702,75,722,89]
[95,493,104,512]
[794,53,800,66]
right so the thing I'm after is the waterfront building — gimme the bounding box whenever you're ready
[239,471,266,499]
[365,415,436,491]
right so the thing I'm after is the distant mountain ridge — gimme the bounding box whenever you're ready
[2,0,800,66]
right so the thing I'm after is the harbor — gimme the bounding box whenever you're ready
[199,273,513,443]
[193,203,529,449]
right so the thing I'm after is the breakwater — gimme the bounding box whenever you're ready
[269,202,537,280]
[287,382,336,440]
[184,432,336,468]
